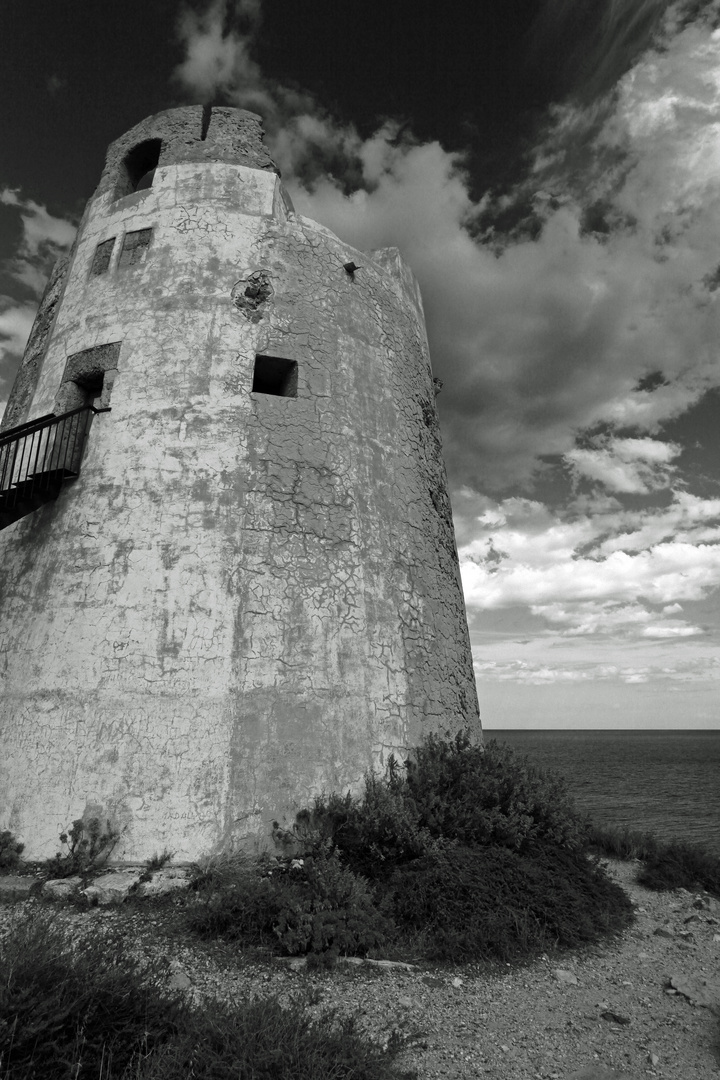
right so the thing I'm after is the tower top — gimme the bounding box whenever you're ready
[95,106,278,200]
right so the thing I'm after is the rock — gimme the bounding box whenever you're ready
[398,996,413,1008]
[42,876,83,899]
[81,870,142,905]
[668,973,720,1013]
[168,970,192,989]
[567,1067,635,1079]
[451,976,463,988]
[554,968,579,985]
[135,868,191,897]
[649,1052,660,1066]
[684,914,701,924]
[0,875,36,900]
[600,1010,631,1025]
[653,926,674,938]
[676,930,694,941]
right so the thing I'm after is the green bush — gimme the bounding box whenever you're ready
[273,850,392,961]
[187,851,391,961]
[44,817,120,878]
[0,911,185,1079]
[638,841,720,896]
[294,775,434,879]
[406,733,590,853]
[0,830,24,871]
[187,870,287,941]
[389,843,634,963]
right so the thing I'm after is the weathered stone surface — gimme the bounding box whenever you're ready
[669,973,720,1012]
[82,870,142,905]
[42,876,82,899]
[135,868,191,896]
[555,968,579,985]
[0,107,480,863]
[0,874,36,900]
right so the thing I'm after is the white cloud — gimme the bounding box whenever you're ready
[0,190,76,409]
[172,4,720,491]
[458,488,720,640]
[565,435,682,493]
[0,187,76,297]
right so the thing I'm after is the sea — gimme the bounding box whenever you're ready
[487,729,720,856]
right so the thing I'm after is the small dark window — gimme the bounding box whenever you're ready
[90,238,115,276]
[118,228,152,269]
[114,138,161,199]
[252,355,298,398]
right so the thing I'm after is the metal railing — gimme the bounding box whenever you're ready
[0,404,110,516]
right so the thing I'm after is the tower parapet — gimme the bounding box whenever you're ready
[0,107,480,861]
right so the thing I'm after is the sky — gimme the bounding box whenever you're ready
[1,0,720,729]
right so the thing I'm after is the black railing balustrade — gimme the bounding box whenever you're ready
[0,404,109,530]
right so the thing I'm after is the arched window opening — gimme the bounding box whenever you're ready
[114,139,161,200]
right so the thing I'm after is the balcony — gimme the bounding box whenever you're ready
[0,405,109,530]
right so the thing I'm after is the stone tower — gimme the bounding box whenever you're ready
[0,106,480,862]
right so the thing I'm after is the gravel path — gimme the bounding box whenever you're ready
[2,860,719,1078]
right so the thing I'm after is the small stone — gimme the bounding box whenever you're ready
[649,1053,660,1066]
[653,926,674,938]
[600,1010,631,1025]
[554,968,579,985]
[684,914,701,924]
[398,996,413,1009]
[168,970,192,989]
[713,934,720,943]
[451,976,463,988]
[500,1045,510,1053]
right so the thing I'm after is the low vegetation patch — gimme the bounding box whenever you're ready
[187,733,634,966]
[0,911,416,1080]
[587,822,720,897]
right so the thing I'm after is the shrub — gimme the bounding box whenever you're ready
[44,817,120,878]
[273,850,392,961]
[0,830,24,871]
[390,843,634,963]
[638,841,720,896]
[0,911,185,1079]
[406,733,590,853]
[294,775,433,879]
[187,870,287,940]
[145,847,174,872]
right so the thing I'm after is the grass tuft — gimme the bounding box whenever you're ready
[586,821,720,897]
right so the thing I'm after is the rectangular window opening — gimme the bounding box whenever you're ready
[118,228,152,269]
[252,355,298,398]
[90,238,115,277]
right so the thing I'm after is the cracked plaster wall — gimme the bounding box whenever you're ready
[0,109,479,862]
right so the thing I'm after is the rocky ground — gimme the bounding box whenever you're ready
[1,859,719,1079]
